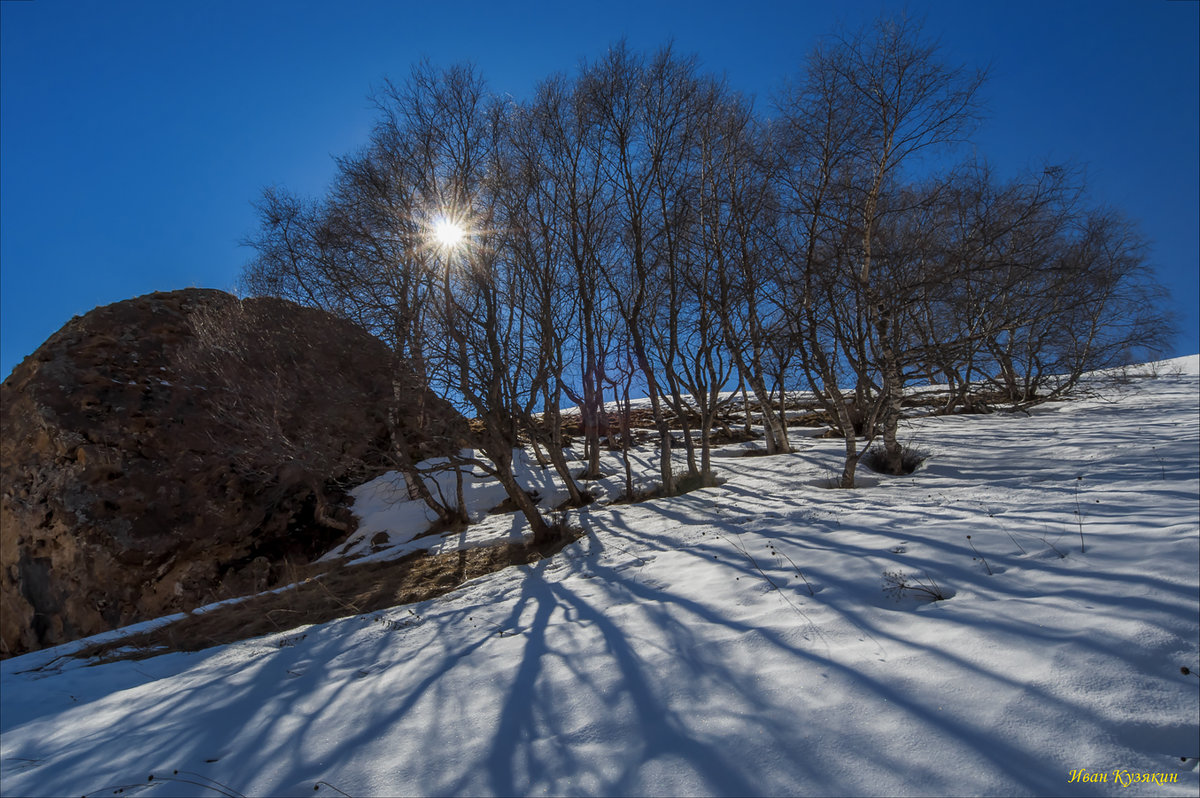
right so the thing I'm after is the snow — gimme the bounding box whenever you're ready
[2,357,1197,797]
[324,449,590,564]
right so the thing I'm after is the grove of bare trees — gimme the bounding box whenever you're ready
[242,18,1175,540]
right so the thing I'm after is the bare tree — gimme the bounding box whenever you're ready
[581,43,701,496]
[242,28,1175,518]
[518,74,621,483]
[775,17,984,484]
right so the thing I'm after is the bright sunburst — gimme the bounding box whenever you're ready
[432,217,466,250]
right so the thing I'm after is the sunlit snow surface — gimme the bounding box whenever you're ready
[2,359,1198,797]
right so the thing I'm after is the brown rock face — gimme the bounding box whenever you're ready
[1,288,437,657]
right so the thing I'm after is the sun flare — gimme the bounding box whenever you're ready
[432,218,466,250]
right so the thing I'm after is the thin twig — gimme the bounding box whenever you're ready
[1006,531,1027,555]
[768,543,816,596]
[1074,476,1086,553]
[314,780,355,797]
[966,535,993,575]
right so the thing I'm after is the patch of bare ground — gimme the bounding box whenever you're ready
[71,528,582,665]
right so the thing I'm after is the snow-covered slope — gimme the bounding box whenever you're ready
[2,358,1197,797]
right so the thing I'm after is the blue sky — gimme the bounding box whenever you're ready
[2,0,1197,378]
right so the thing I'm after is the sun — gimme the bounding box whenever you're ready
[432,217,466,250]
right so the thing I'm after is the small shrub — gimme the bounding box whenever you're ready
[609,487,661,505]
[862,443,930,475]
[881,569,950,602]
[554,491,595,511]
[488,489,542,515]
[673,469,722,494]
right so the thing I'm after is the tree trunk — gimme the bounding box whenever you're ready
[740,380,753,435]
[543,394,587,507]
[834,398,860,489]
[492,452,555,545]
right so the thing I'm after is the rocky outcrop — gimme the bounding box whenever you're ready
[0,288,452,657]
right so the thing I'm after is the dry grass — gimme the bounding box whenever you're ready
[72,530,582,665]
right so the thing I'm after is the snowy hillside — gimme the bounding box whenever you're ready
[2,359,1198,797]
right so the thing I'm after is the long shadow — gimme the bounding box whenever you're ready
[577,499,1197,790]
[558,530,1062,794]
[478,566,764,796]
[6,381,1196,797]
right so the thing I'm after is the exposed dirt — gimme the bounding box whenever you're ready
[69,529,583,665]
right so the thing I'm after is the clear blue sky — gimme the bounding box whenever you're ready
[2,0,1197,378]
